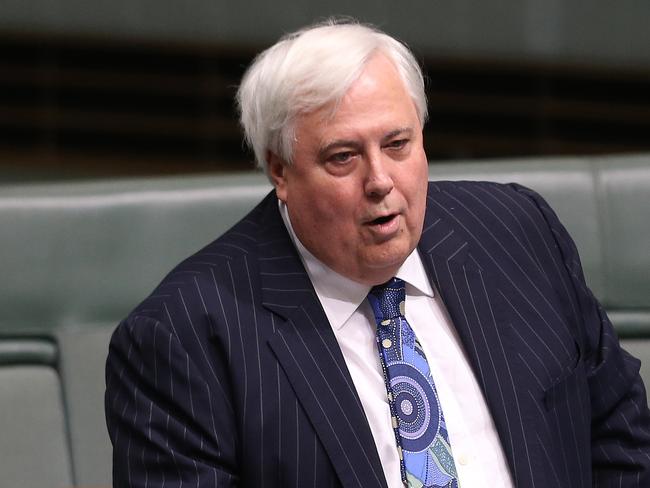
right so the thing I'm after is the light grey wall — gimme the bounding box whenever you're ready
[390,0,650,67]
[2,0,649,68]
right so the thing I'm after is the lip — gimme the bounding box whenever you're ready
[364,213,401,238]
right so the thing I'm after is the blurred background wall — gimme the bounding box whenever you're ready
[1,0,649,181]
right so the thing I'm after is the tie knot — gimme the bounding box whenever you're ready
[368,277,406,322]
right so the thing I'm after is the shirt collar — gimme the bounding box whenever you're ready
[279,200,433,330]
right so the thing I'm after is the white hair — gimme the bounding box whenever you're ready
[236,18,428,174]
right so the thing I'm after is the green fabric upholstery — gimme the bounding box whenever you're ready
[0,339,57,365]
[0,173,271,334]
[56,325,117,487]
[0,361,72,488]
[622,339,650,398]
[0,340,70,488]
[598,160,650,309]
[1,154,649,486]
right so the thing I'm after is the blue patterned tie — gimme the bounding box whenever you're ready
[368,278,460,488]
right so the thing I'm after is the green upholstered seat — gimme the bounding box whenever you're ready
[0,173,271,486]
[597,159,650,329]
[57,325,115,487]
[0,341,72,488]
[0,172,272,335]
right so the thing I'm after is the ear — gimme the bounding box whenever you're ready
[267,151,289,202]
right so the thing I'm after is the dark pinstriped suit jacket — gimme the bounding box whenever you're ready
[106,181,650,487]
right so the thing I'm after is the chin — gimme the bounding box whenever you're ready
[361,247,411,280]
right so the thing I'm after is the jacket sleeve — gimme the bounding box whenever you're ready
[105,313,239,487]
[514,183,650,484]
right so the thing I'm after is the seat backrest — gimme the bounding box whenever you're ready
[0,172,272,335]
[0,172,271,487]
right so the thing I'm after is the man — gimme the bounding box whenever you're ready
[105,20,650,487]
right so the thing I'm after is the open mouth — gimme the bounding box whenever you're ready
[368,214,397,225]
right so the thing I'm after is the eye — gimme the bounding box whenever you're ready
[386,138,409,150]
[327,151,355,165]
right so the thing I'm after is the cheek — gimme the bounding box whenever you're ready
[413,187,428,226]
[314,185,358,217]
[315,201,358,234]
[293,189,356,233]
[313,200,362,249]
[403,172,428,230]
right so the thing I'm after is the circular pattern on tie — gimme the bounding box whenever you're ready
[400,398,413,416]
[388,361,440,453]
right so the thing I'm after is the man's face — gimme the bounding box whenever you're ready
[269,54,429,286]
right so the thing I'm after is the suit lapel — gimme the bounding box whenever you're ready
[256,197,387,488]
[419,187,546,487]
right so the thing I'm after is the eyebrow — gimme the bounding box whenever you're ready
[318,127,414,158]
[381,127,413,143]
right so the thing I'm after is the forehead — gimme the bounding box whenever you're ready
[295,55,420,145]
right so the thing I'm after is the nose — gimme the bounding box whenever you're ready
[364,152,394,198]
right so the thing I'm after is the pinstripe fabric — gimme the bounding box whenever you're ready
[106,182,650,487]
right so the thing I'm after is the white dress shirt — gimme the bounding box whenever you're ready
[280,202,514,488]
